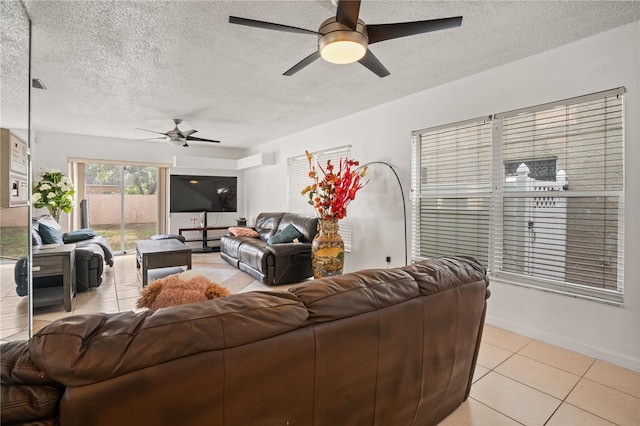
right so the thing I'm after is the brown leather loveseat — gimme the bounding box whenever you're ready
[220,212,318,285]
[1,256,489,426]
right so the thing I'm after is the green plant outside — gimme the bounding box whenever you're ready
[90,223,157,252]
[0,227,29,259]
[0,223,156,259]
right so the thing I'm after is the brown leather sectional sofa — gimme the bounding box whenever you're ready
[1,256,489,426]
[220,212,318,285]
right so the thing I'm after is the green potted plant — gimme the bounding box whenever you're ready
[32,168,75,222]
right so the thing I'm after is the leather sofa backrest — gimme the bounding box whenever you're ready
[279,213,318,242]
[28,291,308,387]
[401,255,490,297]
[255,212,285,241]
[289,268,418,321]
[255,212,318,243]
[290,256,488,322]
[27,257,487,388]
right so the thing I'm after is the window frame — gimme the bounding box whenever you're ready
[411,87,625,304]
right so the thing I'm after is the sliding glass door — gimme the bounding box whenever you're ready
[83,163,158,254]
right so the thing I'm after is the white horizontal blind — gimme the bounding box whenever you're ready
[411,87,625,304]
[495,90,624,301]
[287,154,315,216]
[411,118,492,265]
[287,146,353,250]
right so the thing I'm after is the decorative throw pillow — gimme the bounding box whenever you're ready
[267,223,304,245]
[137,270,231,310]
[228,227,259,237]
[36,215,61,232]
[63,228,97,243]
[32,224,43,246]
[38,223,64,245]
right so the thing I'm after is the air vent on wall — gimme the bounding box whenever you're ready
[32,78,46,90]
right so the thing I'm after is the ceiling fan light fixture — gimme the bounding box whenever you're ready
[320,40,366,64]
[167,138,185,147]
[318,17,368,65]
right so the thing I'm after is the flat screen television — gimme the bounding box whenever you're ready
[170,175,237,213]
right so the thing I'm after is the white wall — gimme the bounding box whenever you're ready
[31,131,246,232]
[245,22,640,370]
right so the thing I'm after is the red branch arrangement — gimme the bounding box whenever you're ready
[301,150,368,220]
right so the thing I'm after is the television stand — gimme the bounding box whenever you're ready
[178,227,229,253]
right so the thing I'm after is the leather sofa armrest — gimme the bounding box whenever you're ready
[1,341,53,385]
[74,244,103,258]
[266,243,311,258]
[1,340,62,424]
[1,384,61,425]
[225,227,258,237]
[14,257,28,297]
[75,236,114,267]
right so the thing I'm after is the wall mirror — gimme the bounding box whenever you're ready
[0,1,32,341]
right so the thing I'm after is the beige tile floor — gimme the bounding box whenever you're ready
[1,253,639,425]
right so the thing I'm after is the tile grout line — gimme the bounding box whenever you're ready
[472,343,528,423]
[540,357,622,426]
[506,341,636,425]
[476,338,594,425]
[466,396,527,426]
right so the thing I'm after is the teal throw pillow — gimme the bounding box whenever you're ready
[38,223,64,245]
[267,224,304,245]
[63,228,97,243]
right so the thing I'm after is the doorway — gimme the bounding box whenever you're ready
[83,163,159,254]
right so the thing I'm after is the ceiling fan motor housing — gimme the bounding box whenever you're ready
[318,17,369,64]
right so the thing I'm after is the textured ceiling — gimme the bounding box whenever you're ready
[3,1,640,149]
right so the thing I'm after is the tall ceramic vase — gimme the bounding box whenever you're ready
[311,218,344,278]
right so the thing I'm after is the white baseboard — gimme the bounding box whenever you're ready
[485,314,640,372]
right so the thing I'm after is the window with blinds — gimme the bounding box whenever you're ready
[287,145,353,251]
[411,88,625,303]
[494,89,624,302]
[411,118,492,265]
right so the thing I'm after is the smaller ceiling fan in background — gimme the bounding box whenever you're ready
[229,0,463,77]
[137,118,221,147]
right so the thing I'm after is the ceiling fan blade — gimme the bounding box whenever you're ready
[336,0,361,30]
[283,51,321,76]
[186,136,221,143]
[229,16,319,35]
[180,129,197,138]
[358,49,390,78]
[136,128,168,136]
[367,16,463,44]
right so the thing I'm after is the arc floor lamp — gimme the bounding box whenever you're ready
[356,161,408,265]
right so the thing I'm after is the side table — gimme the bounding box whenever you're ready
[32,244,76,312]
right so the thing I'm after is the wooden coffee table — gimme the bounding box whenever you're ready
[136,239,192,287]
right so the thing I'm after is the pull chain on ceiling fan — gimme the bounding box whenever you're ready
[229,0,462,77]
